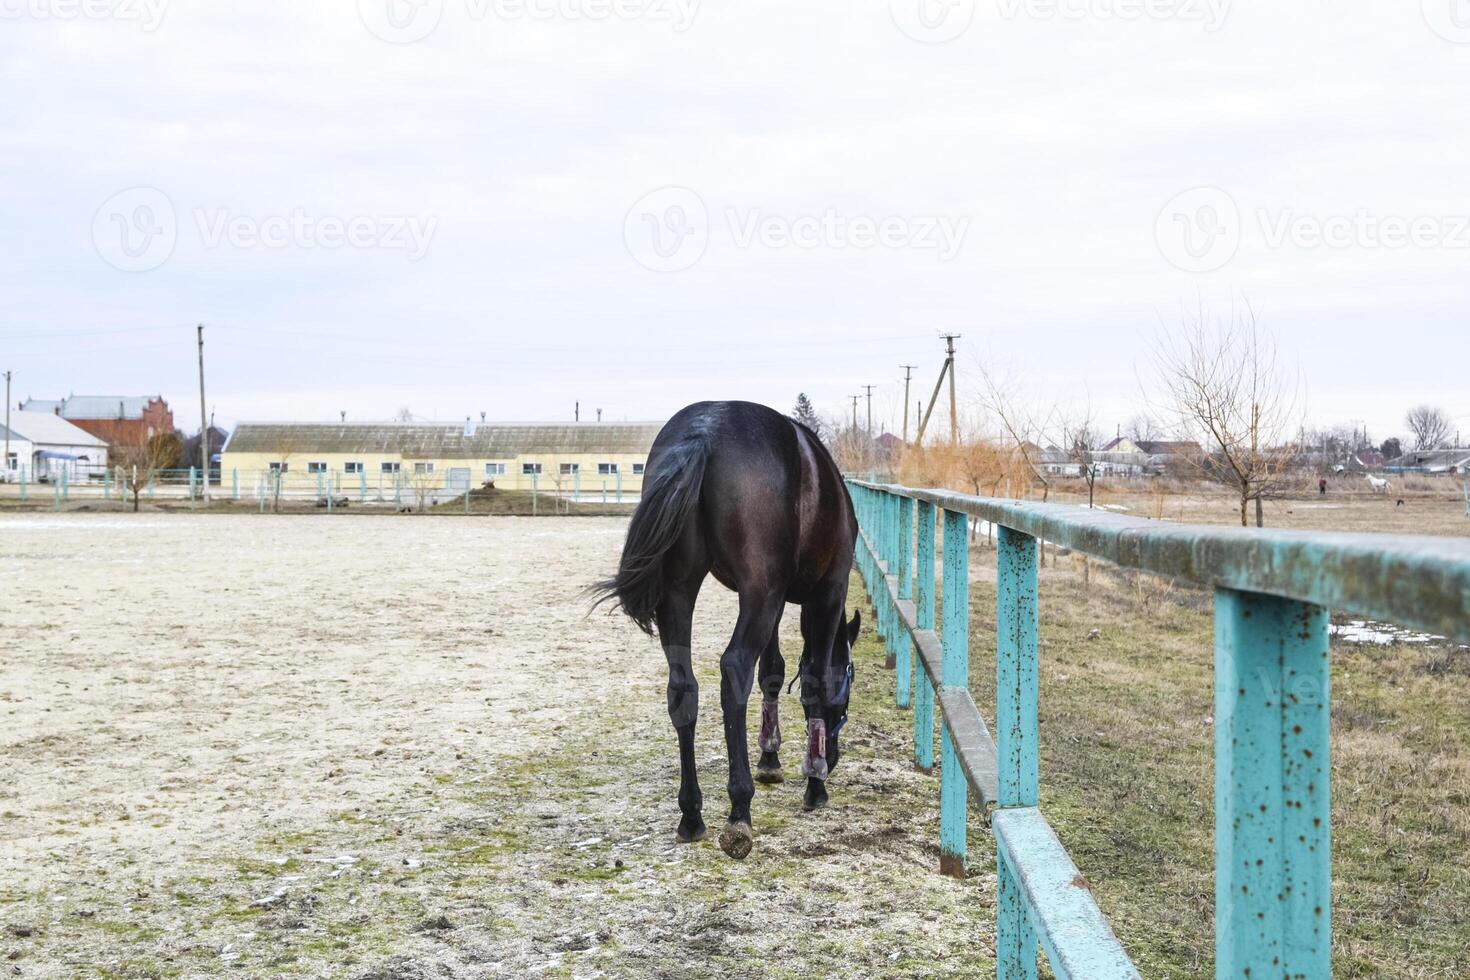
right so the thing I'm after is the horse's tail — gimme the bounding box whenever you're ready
[590,429,710,636]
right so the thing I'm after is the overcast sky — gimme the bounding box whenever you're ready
[2,1,1468,444]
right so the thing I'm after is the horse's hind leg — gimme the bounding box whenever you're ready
[717,591,784,859]
[657,582,705,844]
[754,626,786,785]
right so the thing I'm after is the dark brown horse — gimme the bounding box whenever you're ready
[594,401,859,858]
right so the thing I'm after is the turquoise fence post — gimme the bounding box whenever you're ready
[316,470,324,499]
[189,466,197,501]
[574,469,580,503]
[602,480,607,504]
[61,468,69,503]
[53,473,60,511]
[394,472,402,509]
[19,465,26,501]
[882,492,897,669]
[532,473,539,516]
[914,499,936,772]
[232,468,240,501]
[996,525,1040,979]
[616,469,623,504]
[938,507,970,878]
[360,471,367,503]
[104,468,111,501]
[258,475,265,514]
[896,495,914,707]
[1215,589,1331,979]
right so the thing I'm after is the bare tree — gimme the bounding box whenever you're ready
[264,432,301,513]
[1124,414,1162,444]
[1405,405,1451,451]
[405,463,440,513]
[112,428,181,512]
[1151,302,1301,528]
[979,367,1055,502]
[1060,411,1103,509]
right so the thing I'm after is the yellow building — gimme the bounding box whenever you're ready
[219,420,662,500]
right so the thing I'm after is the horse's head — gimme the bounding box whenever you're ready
[824,609,861,758]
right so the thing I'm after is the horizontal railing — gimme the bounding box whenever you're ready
[847,479,1470,980]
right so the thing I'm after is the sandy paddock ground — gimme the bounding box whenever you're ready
[0,515,992,979]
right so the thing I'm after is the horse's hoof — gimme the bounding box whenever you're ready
[802,781,829,812]
[676,818,706,843]
[754,765,785,785]
[718,821,753,859]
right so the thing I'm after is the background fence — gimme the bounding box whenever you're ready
[849,478,1470,979]
[0,466,641,512]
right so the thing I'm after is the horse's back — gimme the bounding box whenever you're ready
[650,401,853,596]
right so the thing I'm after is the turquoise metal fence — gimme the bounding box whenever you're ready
[848,479,1470,980]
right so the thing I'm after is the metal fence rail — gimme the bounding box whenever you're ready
[847,479,1470,980]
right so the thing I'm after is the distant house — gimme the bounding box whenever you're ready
[1094,437,1148,477]
[19,395,174,446]
[4,411,109,479]
[181,425,230,477]
[1388,448,1470,474]
[1353,450,1387,470]
[1017,442,1078,477]
[1136,440,1204,475]
[1,423,33,479]
[221,420,663,496]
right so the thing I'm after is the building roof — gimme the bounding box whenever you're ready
[19,395,163,420]
[1137,440,1204,456]
[0,423,25,444]
[222,421,666,459]
[6,411,109,448]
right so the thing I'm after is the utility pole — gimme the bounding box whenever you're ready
[899,365,916,443]
[197,324,210,501]
[915,333,961,446]
[849,395,859,432]
[861,384,876,439]
[942,333,960,445]
[3,370,11,476]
